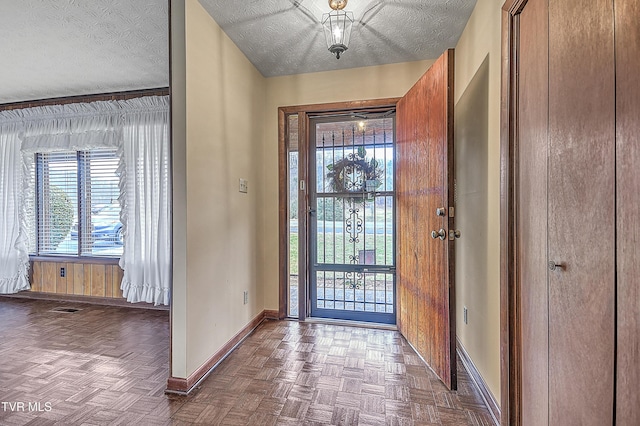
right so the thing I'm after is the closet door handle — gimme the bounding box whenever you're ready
[548,261,563,271]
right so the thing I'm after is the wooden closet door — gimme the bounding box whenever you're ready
[615,0,640,423]
[548,0,615,424]
[517,0,549,423]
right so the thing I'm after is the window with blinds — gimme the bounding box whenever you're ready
[35,149,122,257]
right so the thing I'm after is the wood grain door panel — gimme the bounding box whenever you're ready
[517,0,549,423]
[396,49,456,390]
[504,0,629,423]
[548,0,615,423]
[615,0,640,422]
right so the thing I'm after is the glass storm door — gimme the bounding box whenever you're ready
[309,115,396,324]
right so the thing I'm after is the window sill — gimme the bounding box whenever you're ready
[29,255,120,265]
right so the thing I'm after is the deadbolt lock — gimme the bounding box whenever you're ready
[431,229,446,240]
[436,207,446,216]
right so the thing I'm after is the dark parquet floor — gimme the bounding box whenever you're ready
[0,297,494,425]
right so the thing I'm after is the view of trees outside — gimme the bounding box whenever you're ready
[289,152,298,219]
[44,185,75,252]
[37,153,78,255]
[288,114,300,317]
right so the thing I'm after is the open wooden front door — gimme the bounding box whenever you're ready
[396,49,456,390]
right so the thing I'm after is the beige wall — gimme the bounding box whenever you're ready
[171,0,266,378]
[170,0,187,378]
[261,60,434,310]
[453,0,503,402]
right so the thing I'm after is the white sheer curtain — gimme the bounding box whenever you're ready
[18,101,122,153]
[0,121,30,293]
[118,97,171,306]
[0,97,171,304]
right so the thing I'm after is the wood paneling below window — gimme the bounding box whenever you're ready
[30,261,123,299]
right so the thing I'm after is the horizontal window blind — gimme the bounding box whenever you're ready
[35,149,122,258]
[36,152,78,255]
[79,150,122,256]
[26,161,36,254]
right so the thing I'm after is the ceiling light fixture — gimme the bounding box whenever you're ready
[322,0,354,59]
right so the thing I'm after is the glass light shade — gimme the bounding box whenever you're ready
[322,10,354,59]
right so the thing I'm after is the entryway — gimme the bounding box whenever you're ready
[281,105,397,325]
[308,115,396,324]
[280,48,458,391]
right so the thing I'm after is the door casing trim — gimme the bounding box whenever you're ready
[500,0,530,424]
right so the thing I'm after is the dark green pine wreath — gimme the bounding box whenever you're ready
[326,146,383,198]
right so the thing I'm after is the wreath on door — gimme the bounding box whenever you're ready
[326,146,383,199]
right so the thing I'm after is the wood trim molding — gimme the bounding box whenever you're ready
[264,310,279,319]
[278,108,289,320]
[445,48,457,391]
[278,98,400,115]
[500,0,525,425]
[0,292,168,310]
[0,87,170,111]
[457,338,501,426]
[29,255,120,265]
[166,310,269,394]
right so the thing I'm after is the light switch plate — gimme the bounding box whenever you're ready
[239,178,248,193]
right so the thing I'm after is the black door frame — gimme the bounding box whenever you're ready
[277,99,400,321]
[307,113,396,324]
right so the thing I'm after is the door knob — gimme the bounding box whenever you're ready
[431,229,446,240]
[449,229,461,240]
[548,261,563,271]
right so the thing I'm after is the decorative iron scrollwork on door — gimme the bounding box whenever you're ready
[345,270,363,289]
[326,146,383,197]
[345,204,363,243]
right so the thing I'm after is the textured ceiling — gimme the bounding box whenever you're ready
[199,0,477,77]
[0,0,476,104]
[0,0,169,104]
